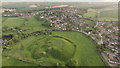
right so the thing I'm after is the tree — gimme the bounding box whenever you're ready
[15,27,21,30]
[12,35,20,43]
[66,24,72,31]
[67,59,77,66]
[42,22,51,28]
[8,40,14,45]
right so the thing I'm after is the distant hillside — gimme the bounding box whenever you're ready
[2,2,117,9]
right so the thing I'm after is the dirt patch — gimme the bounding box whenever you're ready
[45,5,69,8]
[29,5,38,8]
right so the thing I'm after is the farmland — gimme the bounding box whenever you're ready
[98,9,118,21]
[84,8,118,21]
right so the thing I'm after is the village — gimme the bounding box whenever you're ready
[2,5,120,66]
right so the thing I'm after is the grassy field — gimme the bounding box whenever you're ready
[53,31,104,66]
[84,9,97,18]
[3,31,104,66]
[3,18,25,28]
[2,17,49,35]
[98,9,118,18]
[97,9,118,21]
[83,6,118,21]
[21,17,48,33]
[3,56,37,66]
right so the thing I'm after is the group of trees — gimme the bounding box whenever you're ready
[32,30,52,36]
[3,26,21,32]
[3,29,53,49]
[35,15,51,28]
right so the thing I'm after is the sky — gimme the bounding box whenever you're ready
[2,0,120,2]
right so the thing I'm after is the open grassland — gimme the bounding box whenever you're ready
[3,18,25,28]
[21,17,48,33]
[3,56,37,66]
[53,31,105,66]
[84,9,97,18]
[2,17,48,35]
[3,31,104,66]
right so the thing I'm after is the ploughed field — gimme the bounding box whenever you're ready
[2,17,105,66]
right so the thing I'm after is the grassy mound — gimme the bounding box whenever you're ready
[53,31,105,66]
[3,31,105,66]
[3,35,75,66]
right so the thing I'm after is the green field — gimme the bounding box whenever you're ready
[83,7,118,21]
[3,31,105,66]
[21,17,48,33]
[98,9,118,21]
[2,17,48,35]
[3,18,25,28]
[84,9,97,18]
[53,31,104,66]
[98,9,118,18]
[3,56,37,66]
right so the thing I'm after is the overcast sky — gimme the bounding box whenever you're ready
[2,0,120,2]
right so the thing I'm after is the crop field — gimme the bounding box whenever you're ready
[98,9,118,21]
[3,31,105,66]
[98,9,118,18]
[83,5,118,21]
